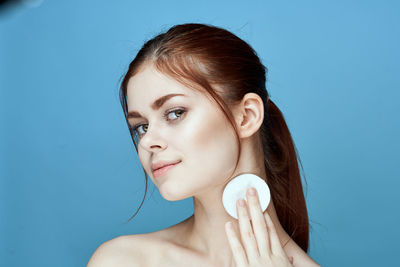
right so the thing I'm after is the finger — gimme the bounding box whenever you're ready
[225,221,247,267]
[237,198,259,263]
[263,211,284,255]
[246,187,270,258]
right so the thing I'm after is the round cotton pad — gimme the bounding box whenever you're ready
[222,173,270,220]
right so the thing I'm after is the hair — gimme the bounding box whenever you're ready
[119,23,309,252]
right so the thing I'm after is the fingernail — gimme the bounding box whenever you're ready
[239,199,245,207]
[248,187,256,196]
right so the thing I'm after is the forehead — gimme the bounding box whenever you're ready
[126,66,201,110]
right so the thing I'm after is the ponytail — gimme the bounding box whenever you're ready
[261,98,309,252]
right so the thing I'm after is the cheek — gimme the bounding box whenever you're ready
[175,109,239,184]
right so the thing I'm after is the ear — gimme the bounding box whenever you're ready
[233,93,264,139]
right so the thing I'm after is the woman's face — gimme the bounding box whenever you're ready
[126,65,239,201]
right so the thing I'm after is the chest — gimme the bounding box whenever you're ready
[144,242,218,267]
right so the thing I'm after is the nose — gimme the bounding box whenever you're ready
[138,124,167,152]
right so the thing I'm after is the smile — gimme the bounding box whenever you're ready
[153,161,181,178]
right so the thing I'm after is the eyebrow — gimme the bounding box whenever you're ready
[127,93,187,119]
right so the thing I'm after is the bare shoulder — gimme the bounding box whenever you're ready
[294,252,321,267]
[294,247,321,267]
[86,235,149,267]
[284,239,321,267]
[297,255,322,267]
[86,218,199,267]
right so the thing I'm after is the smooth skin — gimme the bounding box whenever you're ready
[225,187,293,267]
[87,65,321,267]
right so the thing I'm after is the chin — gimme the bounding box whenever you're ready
[158,182,191,201]
[160,190,185,201]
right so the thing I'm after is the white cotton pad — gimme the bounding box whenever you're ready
[222,173,270,220]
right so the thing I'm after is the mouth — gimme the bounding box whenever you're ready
[152,161,181,178]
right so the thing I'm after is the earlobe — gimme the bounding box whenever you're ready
[235,93,264,139]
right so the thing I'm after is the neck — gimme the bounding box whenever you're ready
[179,174,292,265]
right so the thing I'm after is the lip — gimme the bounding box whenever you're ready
[152,161,181,178]
[151,160,181,172]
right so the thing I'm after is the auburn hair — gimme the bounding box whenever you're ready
[119,23,309,252]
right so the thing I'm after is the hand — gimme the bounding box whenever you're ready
[225,187,294,267]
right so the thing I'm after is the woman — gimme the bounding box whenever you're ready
[88,23,321,267]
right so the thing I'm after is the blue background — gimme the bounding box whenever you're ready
[1,1,399,266]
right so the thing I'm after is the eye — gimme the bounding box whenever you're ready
[130,108,187,139]
[165,108,185,120]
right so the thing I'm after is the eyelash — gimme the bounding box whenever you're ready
[130,108,187,138]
